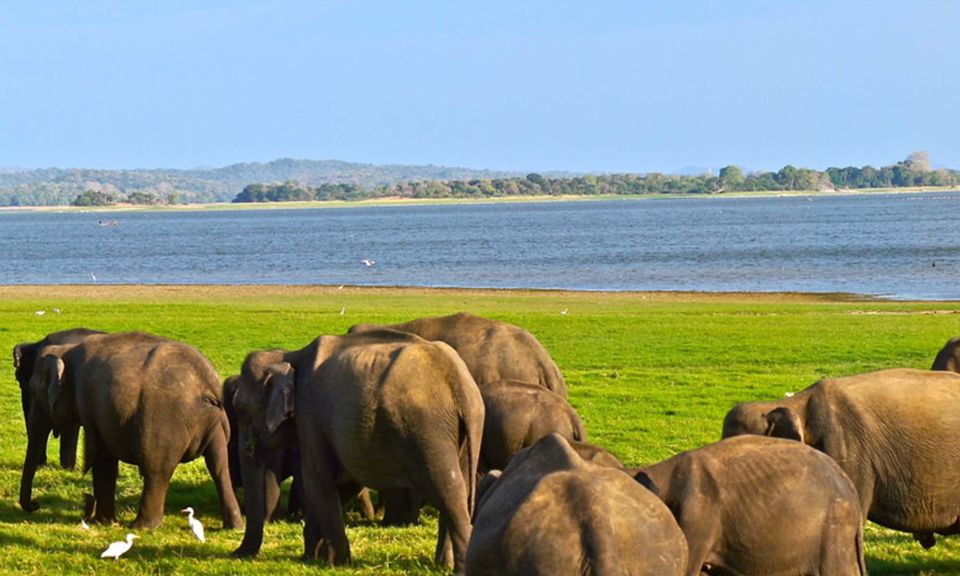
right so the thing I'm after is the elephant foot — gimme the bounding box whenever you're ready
[232,546,259,559]
[913,532,937,549]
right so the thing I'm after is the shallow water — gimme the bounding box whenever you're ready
[2,193,958,299]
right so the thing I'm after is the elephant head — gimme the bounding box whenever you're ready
[20,347,77,512]
[722,400,806,443]
[231,350,298,557]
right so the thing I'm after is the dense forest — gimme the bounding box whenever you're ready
[1,152,956,207]
[234,152,960,203]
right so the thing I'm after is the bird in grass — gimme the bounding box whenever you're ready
[360,259,375,267]
[100,533,137,560]
[182,507,205,543]
[35,310,45,316]
[560,308,568,316]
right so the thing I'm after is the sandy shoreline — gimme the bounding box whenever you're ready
[0,284,893,303]
[2,187,959,213]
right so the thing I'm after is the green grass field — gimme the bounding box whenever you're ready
[1,285,959,575]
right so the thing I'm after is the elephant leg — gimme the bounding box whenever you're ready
[58,425,80,470]
[202,427,244,529]
[265,466,283,522]
[91,458,119,524]
[381,488,422,526]
[300,440,350,565]
[675,505,721,576]
[354,487,375,521]
[417,457,470,572]
[132,464,174,529]
[287,474,303,519]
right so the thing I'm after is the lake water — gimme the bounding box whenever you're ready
[1,193,958,300]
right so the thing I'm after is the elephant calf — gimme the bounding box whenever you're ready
[467,433,687,576]
[479,379,586,471]
[19,332,243,530]
[633,435,866,576]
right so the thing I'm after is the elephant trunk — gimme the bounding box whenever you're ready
[232,431,267,558]
[20,409,53,512]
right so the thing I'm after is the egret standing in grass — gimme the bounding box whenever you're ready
[100,533,137,560]
[182,507,205,543]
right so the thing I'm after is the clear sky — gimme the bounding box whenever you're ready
[2,1,957,173]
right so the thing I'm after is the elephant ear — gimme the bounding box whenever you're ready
[43,355,66,416]
[13,344,23,370]
[264,362,295,433]
[633,470,661,498]
[764,407,804,442]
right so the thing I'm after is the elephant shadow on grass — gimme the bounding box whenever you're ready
[865,526,960,575]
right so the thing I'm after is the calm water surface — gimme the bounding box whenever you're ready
[2,193,959,299]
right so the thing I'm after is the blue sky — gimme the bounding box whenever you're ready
[2,1,957,173]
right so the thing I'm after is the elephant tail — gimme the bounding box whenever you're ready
[453,377,483,519]
[571,411,587,443]
[855,522,867,576]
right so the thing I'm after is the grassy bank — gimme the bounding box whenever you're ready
[1,285,959,574]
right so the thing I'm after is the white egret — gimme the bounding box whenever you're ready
[360,259,375,267]
[100,533,137,560]
[182,507,205,543]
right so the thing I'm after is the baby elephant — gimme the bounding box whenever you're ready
[467,433,688,576]
[479,379,587,471]
[633,435,865,576]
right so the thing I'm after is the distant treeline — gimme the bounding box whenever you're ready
[233,152,960,203]
[0,158,521,206]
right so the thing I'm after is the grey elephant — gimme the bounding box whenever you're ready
[19,332,243,530]
[479,379,586,471]
[348,312,566,397]
[723,368,960,548]
[633,435,865,576]
[223,375,302,521]
[231,329,483,574]
[932,337,960,371]
[13,328,105,469]
[467,433,687,576]
[223,375,375,523]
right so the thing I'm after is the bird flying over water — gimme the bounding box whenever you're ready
[361,259,375,267]
[182,507,205,543]
[100,533,137,560]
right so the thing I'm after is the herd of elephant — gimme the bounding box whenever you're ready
[12,312,960,575]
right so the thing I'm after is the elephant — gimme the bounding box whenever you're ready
[349,313,567,525]
[19,331,243,530]
[223,375,302,521]
[931,337,960,372]
[230,329,484,574]
[13,328,105,469]
[467,433,687,576]
[723,368,960,549]
[633,435,866,576]
[223,375,375,522]
[479,379,587,472]
[348,311,566,397]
